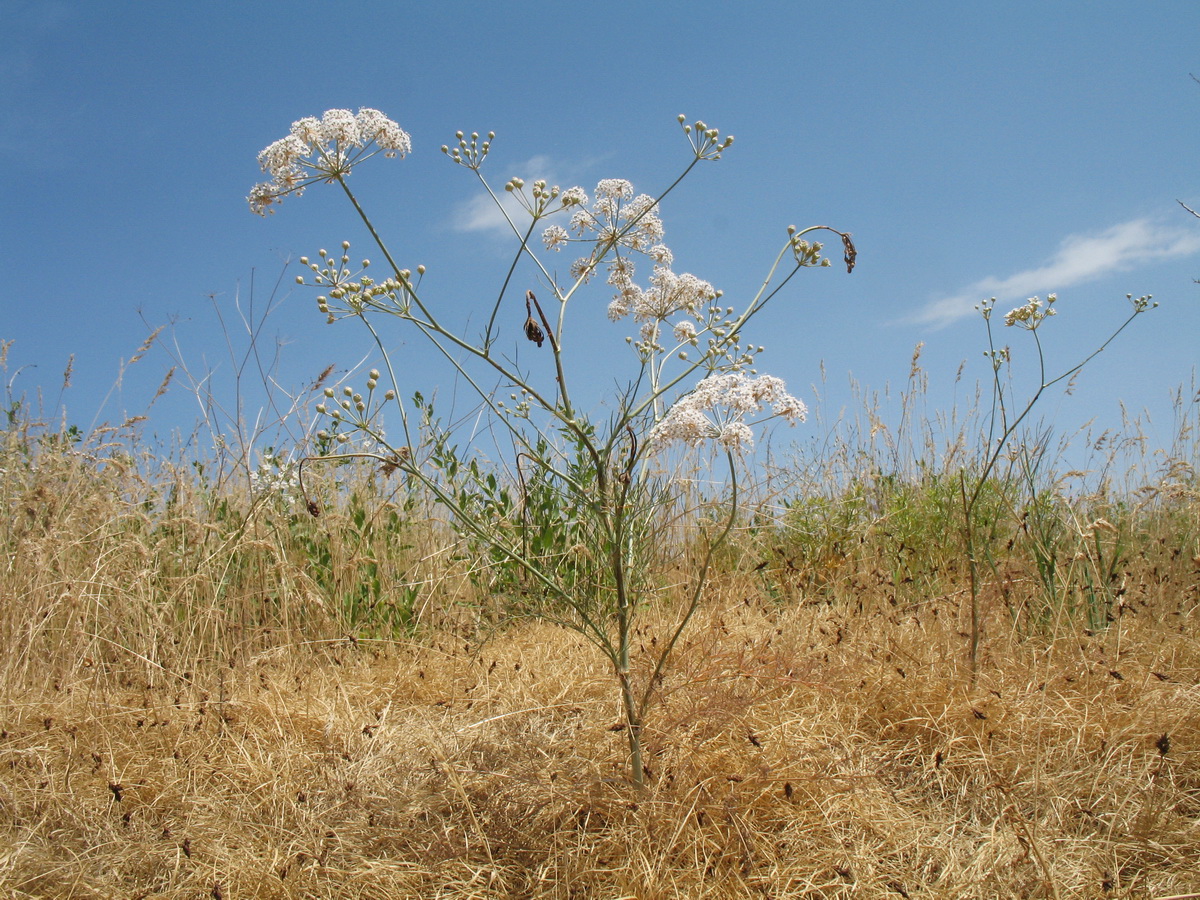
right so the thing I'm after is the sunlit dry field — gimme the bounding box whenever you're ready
[1,384,1197,899]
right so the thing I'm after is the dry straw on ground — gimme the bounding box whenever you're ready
[2,572,1197,898]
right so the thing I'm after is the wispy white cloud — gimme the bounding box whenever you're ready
[912,218,1200,328]
[451,154,564,235]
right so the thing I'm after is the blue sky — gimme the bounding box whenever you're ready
[3,1,1198,470]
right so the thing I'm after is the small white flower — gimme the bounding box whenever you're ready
[542,224,570,250]
[772,391,808,423]
[717,422,754,450]
[559,185,589,207]
[648,406,710,447]
[612,266,715,323]
[570,256,596,282]
[608,289,637,320]
[568,208,593,237]
[290,116,322,144]
[566,180,666,292]
[1004,294,1057,329]
[320,108,360,145]
[258,135,309,177]
[622,195,664,249]
[648,243,674,265]
[672,320,697,342]
[356,108,411,156]
[595,178,634,200]
[249,455,300,500]
[607,256,636,287]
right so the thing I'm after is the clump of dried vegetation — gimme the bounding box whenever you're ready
[1,352,1197,899]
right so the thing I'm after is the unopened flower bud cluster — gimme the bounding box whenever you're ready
[295,240,414,323]
[1127,293,1156,313]
[678,115,735,161]
[441,131,495,170]
[495,387,535,419]
[313,368,395,445]
[789,232,831,268]
[983,345,1011,371]
[502,178,588,219]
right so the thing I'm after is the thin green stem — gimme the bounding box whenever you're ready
[482,217,540,352]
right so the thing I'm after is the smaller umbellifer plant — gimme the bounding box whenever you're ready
[960,291,1156,670]
[249,107,854,786]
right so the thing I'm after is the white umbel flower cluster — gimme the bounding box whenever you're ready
[648,372,807,452]
[608,265,717,323]
[542,179,666,281]
[249,108,411,215]
[249,454,300,499]
[571,180,664,252]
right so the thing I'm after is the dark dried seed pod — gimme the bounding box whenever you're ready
[842,232,857,273]
[524,316,545,348]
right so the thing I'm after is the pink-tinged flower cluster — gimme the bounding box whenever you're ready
[542,179,666,283]
[608,265,717,323]
[249,108,411,215]
[672,320,698,343]
[569,179,664,252]
[648,373,807,451]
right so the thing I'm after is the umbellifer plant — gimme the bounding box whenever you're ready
[961,291,1156,672]
[249,107,854,787]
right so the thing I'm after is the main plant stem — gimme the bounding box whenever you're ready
[618,667,646,789]
[607,470,648,789]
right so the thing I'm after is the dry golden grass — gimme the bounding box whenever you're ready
[2,379,1198,897]
[2,577,1198,898]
